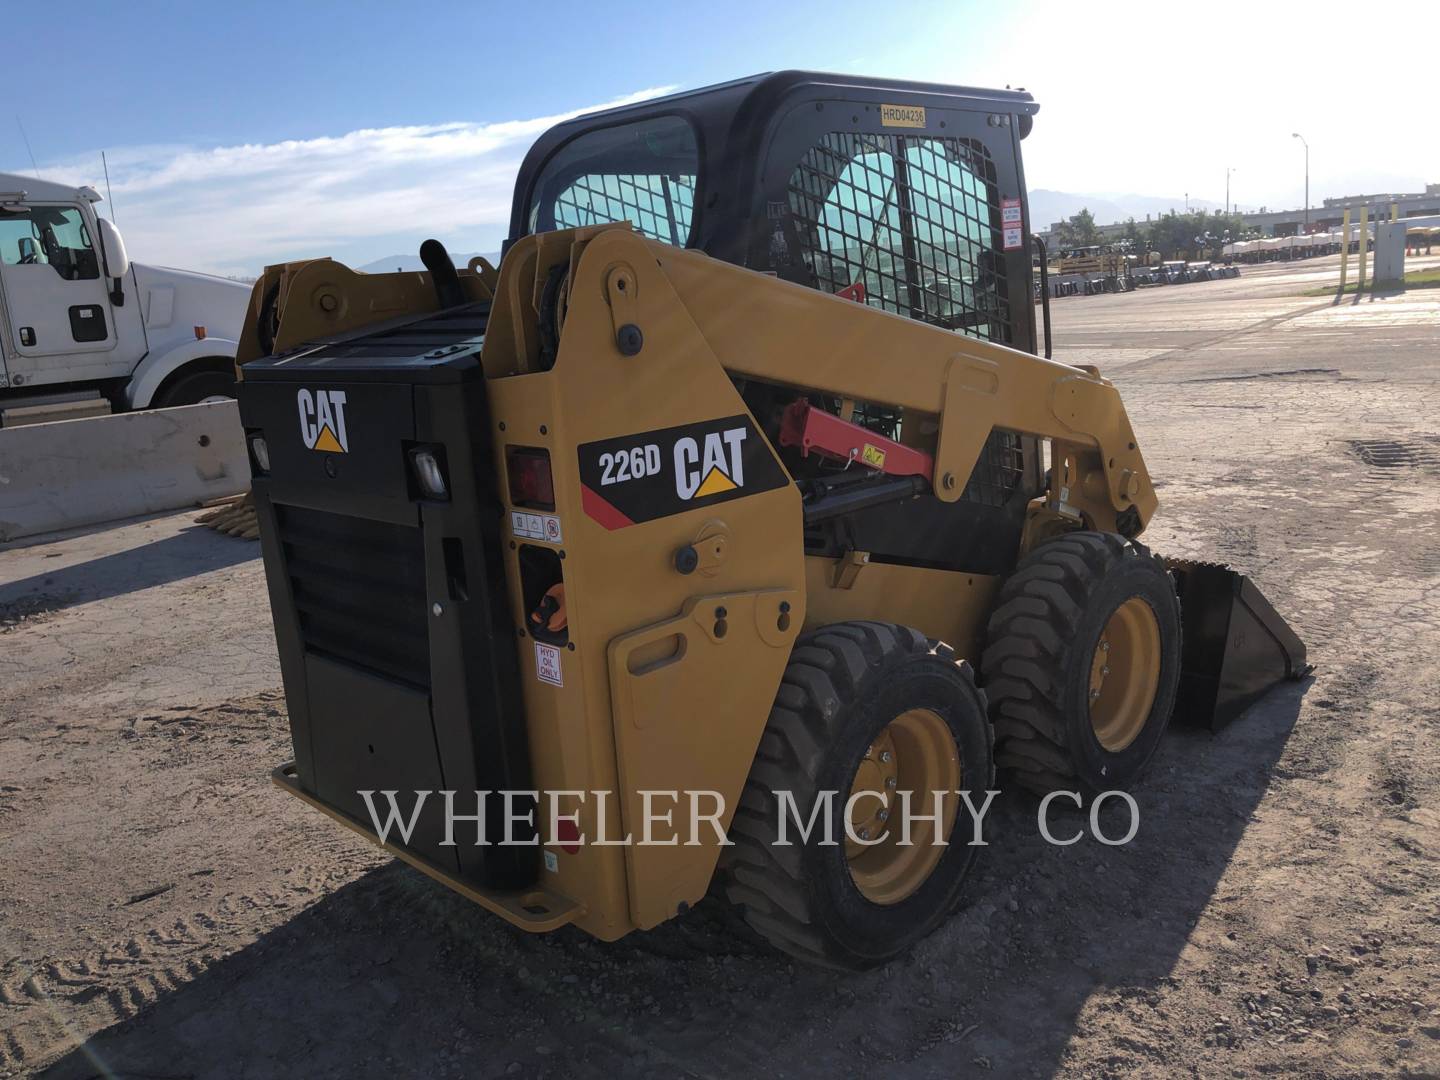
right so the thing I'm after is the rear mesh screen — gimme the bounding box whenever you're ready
[276,505,430,688]
[529,114,699,246]
[785,132,1010,342]
[786,130,1023,506]
[554,173,696,246]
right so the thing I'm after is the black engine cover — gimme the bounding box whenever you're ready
[238,303,537,890]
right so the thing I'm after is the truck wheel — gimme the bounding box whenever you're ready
[724,621,993,970]
[981,531,1180,796]
[153,368,236,407]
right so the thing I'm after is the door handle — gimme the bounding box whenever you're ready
[19,327,35,346]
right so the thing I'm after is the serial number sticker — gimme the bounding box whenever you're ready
[861,444,887,469]
[880,103,926,128]
[511,510,563,544]
[535,642,563,687]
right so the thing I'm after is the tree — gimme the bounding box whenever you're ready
[1119,217,1145,253]
[1144,210,1244,259]
[1052,208,1100,249]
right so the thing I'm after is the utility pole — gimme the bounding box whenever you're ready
[1226,167,1235,216]
[1291,133,1309,231]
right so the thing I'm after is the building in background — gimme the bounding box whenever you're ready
[1040,183,1440,244]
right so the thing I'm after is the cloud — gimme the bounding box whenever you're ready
[34,86,675,277]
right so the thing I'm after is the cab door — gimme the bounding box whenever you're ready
[0,202,121,388]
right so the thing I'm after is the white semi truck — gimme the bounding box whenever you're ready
[0,172,249,426]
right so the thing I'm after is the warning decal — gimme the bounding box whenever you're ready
[511,511,563,544]
[1001,197,1024,251]
[535,642,563,687]
[577,414,789,529]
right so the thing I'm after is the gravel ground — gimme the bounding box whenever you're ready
[1,255,1438,1079]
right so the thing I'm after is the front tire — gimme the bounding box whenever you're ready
[724,621,994,970]
[981,531,1181,795]
[153,367,236,407]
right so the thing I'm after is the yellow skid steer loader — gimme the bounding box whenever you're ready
[235,72,1307,968]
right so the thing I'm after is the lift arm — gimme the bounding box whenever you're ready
[492,225,1156,539]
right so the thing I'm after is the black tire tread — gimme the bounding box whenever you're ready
[981,531,1169,795]
[723,620,990,967]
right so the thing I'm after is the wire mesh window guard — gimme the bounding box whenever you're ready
[788,131,1023,506]
[552,173,696,246]
[786,132,1010,342]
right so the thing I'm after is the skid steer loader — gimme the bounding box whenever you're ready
[236,72,1307,968]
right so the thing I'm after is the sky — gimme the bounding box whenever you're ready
[5,0,1432,276]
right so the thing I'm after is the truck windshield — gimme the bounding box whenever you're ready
[526,115,698,247]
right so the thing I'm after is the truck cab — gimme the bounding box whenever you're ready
[0,172,249,425]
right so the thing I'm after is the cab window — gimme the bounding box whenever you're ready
[528,115,698,246]
[785,132,1009,342]
[0,205,101,280]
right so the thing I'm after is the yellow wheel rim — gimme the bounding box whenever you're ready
[1088,597,1162,752]
[845,707,960,905]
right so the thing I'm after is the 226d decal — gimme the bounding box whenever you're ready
[578,415,789,529]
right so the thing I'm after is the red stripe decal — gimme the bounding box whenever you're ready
[581,484,634,530]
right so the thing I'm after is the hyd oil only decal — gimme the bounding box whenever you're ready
[577,415,789,529]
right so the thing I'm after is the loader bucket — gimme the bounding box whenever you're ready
[1165,559,1312,731]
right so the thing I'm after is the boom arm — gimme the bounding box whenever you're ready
[491,225,1156,539]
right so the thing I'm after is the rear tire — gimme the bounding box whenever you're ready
[153,367,236,407]
[981,531,1180,796]
[724,621,993,970]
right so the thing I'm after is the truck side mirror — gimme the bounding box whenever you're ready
[96,217,130,306]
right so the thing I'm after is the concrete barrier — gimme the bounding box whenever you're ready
[0,401,249,543]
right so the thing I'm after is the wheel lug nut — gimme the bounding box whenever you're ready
[1101,641,1110,652]
[879,751,893,763]
[1090,689,1101,700]
[1101,666,1110,676]
[877,809,889,822]
[885,777,897,789]
[858,828,870,841]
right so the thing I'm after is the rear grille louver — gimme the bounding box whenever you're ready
[276,505,430,688]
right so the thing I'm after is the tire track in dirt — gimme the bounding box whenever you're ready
[0,886,323,1075]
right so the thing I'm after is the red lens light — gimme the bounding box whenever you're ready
[506,447,555,510]
[557,817,581,854]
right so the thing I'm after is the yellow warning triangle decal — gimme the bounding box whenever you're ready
[695,466,737,497]
[313,425,345,453]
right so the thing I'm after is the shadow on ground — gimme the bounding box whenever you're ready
[38,685,1307,1080]
[0,527,255,614]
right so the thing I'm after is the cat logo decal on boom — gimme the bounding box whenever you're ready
[296,389,349,453]
[577,414,789,529]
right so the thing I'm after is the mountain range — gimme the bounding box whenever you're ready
[1028,190,1222,229]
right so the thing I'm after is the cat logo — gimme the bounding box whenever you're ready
[297,389,349,453]
[675,427,746,500]
[577,415,787,530]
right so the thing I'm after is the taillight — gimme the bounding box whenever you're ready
[408,446,449,500]
[506,446,554,510]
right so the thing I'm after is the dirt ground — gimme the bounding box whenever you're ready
[2,255,1438,1079]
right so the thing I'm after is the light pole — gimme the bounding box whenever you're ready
[1291,133,1309,232]
[1226,166,1235,216]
